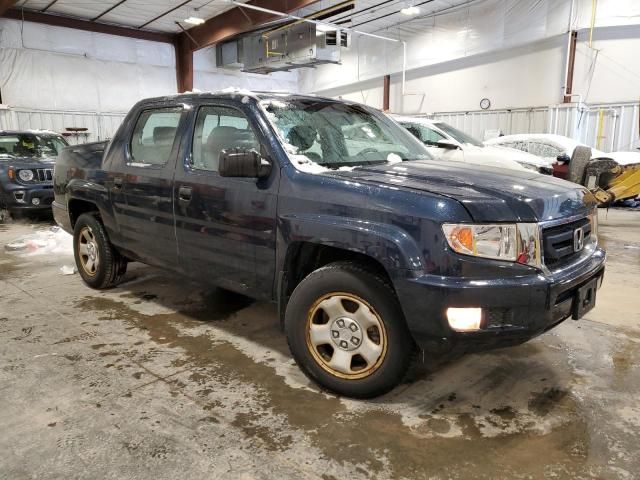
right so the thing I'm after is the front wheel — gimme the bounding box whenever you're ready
[73,213,127,289]
[285,262,414,398]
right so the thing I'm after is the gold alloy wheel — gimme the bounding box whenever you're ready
[305,292,388,380]
[78,226,100,277]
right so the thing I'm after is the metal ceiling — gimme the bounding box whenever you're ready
[11,0,475,37]
[295,0,477,36]
[13,0,248,33]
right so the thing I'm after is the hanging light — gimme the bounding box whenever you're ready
[184,16,205,25]
[400,4,420,15]
[184,8,205,25]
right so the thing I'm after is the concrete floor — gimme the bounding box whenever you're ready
[0,209,639,480]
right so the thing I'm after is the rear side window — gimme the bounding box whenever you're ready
[130,107,182,166]
[528,142,563,158]
[191,105,260,172]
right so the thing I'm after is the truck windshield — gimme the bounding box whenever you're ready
[260,97,431,170]
[433,122,484,147]
[0,133,68,159]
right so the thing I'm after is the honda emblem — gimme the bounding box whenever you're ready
[573,227,585,252]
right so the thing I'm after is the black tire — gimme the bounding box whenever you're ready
[285,261,413,398]
[73,213,127,289]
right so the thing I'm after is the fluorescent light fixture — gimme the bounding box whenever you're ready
[316,24,335,33]
[400,5,420,15]
[446,307,483,332]
[184,16,205,25]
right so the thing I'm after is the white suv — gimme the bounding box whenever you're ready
[393,116,552,174]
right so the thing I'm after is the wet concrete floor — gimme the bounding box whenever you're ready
[1,209,639,479]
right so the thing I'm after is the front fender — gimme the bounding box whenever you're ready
[278,213,424,273]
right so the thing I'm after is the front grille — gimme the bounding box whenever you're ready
[542,217,591,268]
[35,168,53,182]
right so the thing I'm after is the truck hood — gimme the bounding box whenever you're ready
[338,160,595,222]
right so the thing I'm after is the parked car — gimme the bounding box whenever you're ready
[53,92,605,398]
[486,133,640,203]
[0,130,68,216]
[393,116,552,174]
[485,133,640,167]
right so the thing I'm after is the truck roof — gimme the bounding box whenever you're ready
[138,89,358,107]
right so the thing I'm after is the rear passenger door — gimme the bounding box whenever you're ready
[112,105,186,268]
[173,102,279,299]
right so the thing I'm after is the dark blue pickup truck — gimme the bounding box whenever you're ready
[53,91,605,398]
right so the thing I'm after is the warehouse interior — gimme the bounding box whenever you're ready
[1,0,639,478]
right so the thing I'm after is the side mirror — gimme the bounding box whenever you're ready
[556,153,571,164]
[435,139,460,150]
[219,148,271,178]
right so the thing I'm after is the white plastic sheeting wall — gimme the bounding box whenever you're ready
[193,46,299,93]
[300,0,572,98]
[302,0,640,112]
[429,102,640,153]
[0,19,177,112]
[323,36,566,112]
[572,25,640,104]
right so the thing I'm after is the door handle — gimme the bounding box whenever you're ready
[178,186,192,203]
[113,176,123,190]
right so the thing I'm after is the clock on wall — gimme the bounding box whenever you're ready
[480,98,491,110]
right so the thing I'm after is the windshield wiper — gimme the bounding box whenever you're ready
[320,160,388,169]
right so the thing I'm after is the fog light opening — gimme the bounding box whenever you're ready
[31,197,40,206]
[447,307,483,332]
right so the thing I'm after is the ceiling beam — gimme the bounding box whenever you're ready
[182,0,322,51]
[91,0,128,22]
[139,0,192,29]
[0,0,17,16]
[1,8,176,43]
[41,0,58,12]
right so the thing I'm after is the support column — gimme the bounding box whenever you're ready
[383,74,390,111]
[174,35,193,93]
[563,30,578,103]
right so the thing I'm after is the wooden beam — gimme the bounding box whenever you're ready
[383,74,390,111]
[183,0,322,52]
[563,30,578,103]
[0,0,17,16]
[174,34,194,93]
[1,8,176,43]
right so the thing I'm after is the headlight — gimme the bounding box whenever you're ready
[442,223,541,267]
[18,169,34,182]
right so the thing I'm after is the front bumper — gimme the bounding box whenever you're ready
[394,247,606,353]
[1,184,54,211]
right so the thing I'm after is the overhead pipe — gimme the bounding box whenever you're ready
[223,0,408,95]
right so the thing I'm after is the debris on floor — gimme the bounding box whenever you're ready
[4,226,73,256]
[60,265,77,275]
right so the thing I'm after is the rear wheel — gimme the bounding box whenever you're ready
[73,213,127,289]
[285,262,413,398]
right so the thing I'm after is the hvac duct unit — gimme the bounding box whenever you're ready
[241,23,349,74]
[216,40,244,69]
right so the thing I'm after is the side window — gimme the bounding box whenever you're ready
[192,105,260,172]
[417,125,446,145]
[130,108,182,166]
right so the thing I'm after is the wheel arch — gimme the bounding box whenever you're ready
[68,198,100,228]
[276,214,424,327]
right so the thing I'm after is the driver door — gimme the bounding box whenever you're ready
[173,102,279,299]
